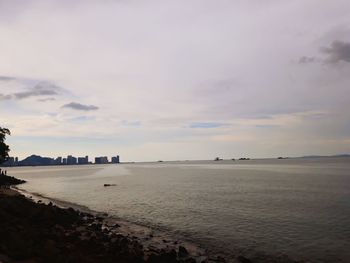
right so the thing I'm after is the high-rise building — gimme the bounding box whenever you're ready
[62,158,67,165]
[55,157,62,165]
[111,155,120,163]
[67,155,77,165]
[78,156,88,164]
[4,157,15,166]
[95,156,108,164]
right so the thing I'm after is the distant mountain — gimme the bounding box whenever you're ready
[333,154,350,157]
[301,154,350,159]
[19,155,55,166]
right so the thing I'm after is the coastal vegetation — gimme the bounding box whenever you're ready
[0,127,26,186]
[0,127,11,164]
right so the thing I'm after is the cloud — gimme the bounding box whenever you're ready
[255,124,280,128]
[0,93,12,100]
[121,120,141,127]
[298,56,317,64]
[14,82,60,99]
[0,75,16,81]
[1,1,350,160]
[69,116,96,122]
[37,98,56,102]
[321,41,350,63]
[189,122,227,129]
[0,81,62,100]
[62,102,99,111]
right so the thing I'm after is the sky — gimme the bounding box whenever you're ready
[0,0,350,162]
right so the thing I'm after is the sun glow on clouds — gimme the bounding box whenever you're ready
[0,0,350,161]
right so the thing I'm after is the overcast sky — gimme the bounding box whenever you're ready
[0,0,350,161]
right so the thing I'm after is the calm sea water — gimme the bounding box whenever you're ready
[7,158,350,262]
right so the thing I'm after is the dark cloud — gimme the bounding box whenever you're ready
[321,40,350,63]
[0,81,62,100]
[62,102,99,111]
[298,56,316,64]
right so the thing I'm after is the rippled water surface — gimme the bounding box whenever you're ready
[8,158,350,262]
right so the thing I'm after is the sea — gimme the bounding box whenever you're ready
[7,157,350,262]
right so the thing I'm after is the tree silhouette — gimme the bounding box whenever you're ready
[0,127,11,164]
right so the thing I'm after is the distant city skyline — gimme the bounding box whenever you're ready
[1,1,349,161]
[3,154,120,166]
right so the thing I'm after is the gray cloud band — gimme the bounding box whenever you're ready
[321,41,350,63]
[298,40,350,65]
[0,76,17,81]
[0,81,61,100]
[62,102,99,111]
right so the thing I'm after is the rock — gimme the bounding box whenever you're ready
[185,258,197,263]
[103,184,116,187]
[236,255,252,263]
[76,226,86,232]
[178,245,189,258]
[90,223,102,231]
[149,248,177,263]
[216,255,226,262]
[147,245,160,254]
[0,174,26,186]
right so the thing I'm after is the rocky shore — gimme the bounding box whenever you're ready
[0,168,26,186]
[0,187,212,263]
[0,173,303,263]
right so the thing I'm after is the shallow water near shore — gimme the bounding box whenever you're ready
[8,157,350,262]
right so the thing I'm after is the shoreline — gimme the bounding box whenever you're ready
[0,187,224,263]
[14,187,209,260]
[1,187,304,263]
[0,170,306,263]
